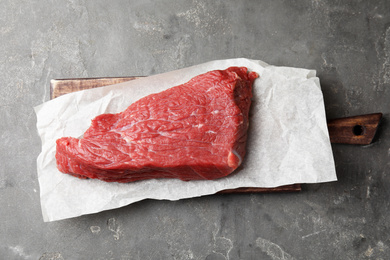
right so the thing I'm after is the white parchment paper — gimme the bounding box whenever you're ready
[34,58,337,222]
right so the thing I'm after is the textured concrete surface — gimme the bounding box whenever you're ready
[1,0,389,259]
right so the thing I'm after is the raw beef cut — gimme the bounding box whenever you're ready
[56,67,258,182]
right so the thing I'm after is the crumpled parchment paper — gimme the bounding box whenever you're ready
[34,58,337,222]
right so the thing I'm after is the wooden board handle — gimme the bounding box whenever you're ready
[327,113,383,145]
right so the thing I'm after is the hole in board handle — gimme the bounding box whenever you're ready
[353,125,365,136]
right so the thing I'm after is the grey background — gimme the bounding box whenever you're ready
[1,0,389,259]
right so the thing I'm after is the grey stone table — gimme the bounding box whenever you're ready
[1,1,389,259]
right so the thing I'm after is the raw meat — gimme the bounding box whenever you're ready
[56,67,258,182]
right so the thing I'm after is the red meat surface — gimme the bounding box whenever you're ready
[56,67,258,182]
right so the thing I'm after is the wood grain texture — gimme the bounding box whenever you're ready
[218,184,302,193]
[50,77,140,99]
[327,113,382,145]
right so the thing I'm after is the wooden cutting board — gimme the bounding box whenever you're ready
[50,77,382,193]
